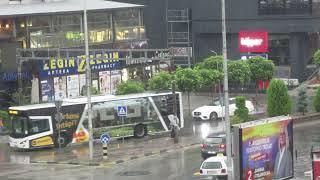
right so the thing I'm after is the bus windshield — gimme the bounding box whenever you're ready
[10,116,28,138]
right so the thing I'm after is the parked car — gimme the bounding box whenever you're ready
[200,156,228,179]
[192,98,254,121]
[201,133,226,159]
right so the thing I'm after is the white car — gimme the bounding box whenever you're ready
[200,156,228,179]
[192,98,254,121]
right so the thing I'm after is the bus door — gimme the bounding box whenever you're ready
[28,116,54,148]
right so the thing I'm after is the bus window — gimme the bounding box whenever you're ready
[29,119,50,135]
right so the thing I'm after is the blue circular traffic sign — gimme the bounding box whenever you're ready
[100,133,110,144]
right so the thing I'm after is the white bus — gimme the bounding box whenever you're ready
[8,92,183,149]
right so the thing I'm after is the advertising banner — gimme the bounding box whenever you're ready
[54,76,67,101]
[99,71,111,94]
[241,118,293,180]
[239,31,268,53]
[313,152,320,180]
[111,70,122,94]
[39,52,120,78]
[67,75,79,98]
[40,79,54,102]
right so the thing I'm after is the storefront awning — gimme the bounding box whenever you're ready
[0,0,143,16]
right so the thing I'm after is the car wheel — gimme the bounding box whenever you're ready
[210,112,218,121]
[134,124,147,138]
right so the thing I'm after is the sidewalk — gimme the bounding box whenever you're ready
[7,134,202,167]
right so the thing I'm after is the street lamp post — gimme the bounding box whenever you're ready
[83,0,93,161]
[221,0,233,179]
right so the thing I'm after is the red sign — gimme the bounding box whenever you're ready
[313,152,320,180]
[238,31,268,53]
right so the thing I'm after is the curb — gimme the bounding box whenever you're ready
[29,142,199,167]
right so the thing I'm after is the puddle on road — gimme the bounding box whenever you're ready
[117,171,151,176]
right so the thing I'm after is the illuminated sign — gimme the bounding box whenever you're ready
[239,31,268,53]
[39,52,120,77]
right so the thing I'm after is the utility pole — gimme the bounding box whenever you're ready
[83,0,93,161]
[221,0,232,179]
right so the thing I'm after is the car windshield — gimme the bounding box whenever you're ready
[201,162,222,169]
[205,137,223,144]
[209,100,222,106]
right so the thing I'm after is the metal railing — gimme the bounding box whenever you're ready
[167,9,190,22]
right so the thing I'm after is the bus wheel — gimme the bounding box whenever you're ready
[134,124,147,138]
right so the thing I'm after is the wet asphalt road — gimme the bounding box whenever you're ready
[0,119,319,180]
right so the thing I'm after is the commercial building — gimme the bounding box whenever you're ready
[0,0,147,102]
[116,0,320,80]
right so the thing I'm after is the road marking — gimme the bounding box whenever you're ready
[194,171,200,176]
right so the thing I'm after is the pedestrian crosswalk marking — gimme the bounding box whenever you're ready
[194,171,200,176]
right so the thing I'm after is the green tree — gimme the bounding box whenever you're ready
[313,87,320,112]
[234,96,249,121]
[115,80,145,95]
[196,55,223,71]
[0,110,10,133]
[228,60,251,86]
[175,67,202,113]
[248,57,275,82]
[296,85,308,115]
[267,79,292,116]
[148,71,172,91]
[313,49,320,65]
[195,68,223,88]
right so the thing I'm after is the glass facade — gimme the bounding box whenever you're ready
[13,8,145,49]
[258,0,312,15]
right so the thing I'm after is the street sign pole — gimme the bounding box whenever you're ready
[117,105,127,143]
[83,0,93,161]
[100,133,110,160]
[221,0,233,179]
[55,100,63,152]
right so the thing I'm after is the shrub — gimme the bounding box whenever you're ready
[314,49,320,65]
[313,87,320,112]
[234,96,249,121]
[116,80,145,95]
[267,79,292,116]
[296,86,308,115]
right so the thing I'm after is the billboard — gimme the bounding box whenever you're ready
[40,79,54,102]
[39,52,120,78]
[54,76,67,100]
[240,117,293,180]
[239,31,268,53]
[111,70,121,94]
[99,71,111,94]
[67,75,80,98]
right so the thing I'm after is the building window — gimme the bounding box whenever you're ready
[268,35,290,66]
[87,12,113,43]
[258,0,312,15]
[113,9,145,41]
